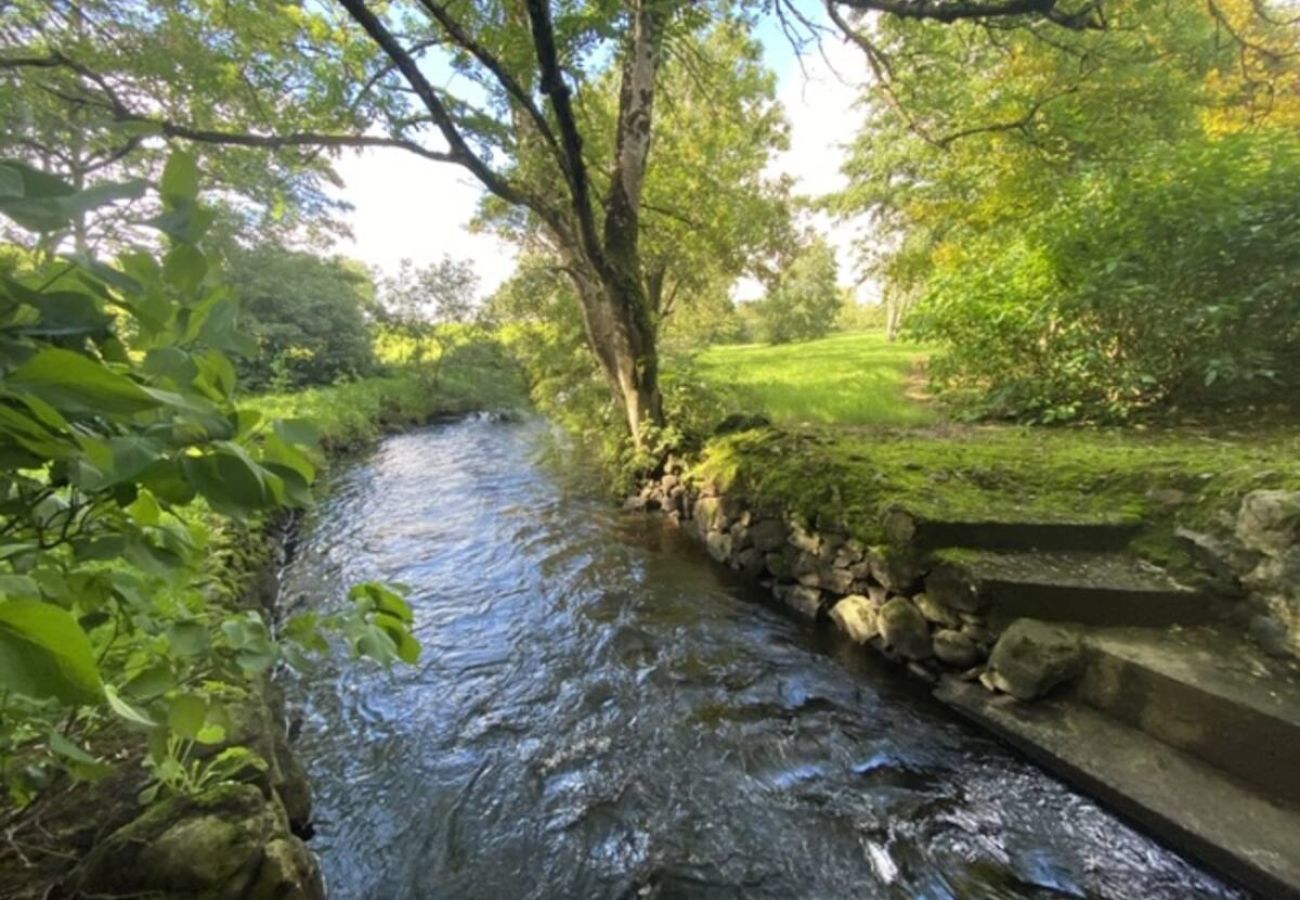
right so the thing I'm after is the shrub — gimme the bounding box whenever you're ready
[912,132,1300,422]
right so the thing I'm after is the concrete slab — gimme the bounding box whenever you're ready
[1079,625,1300,806]
[936,677,1300,900]
[929,550,1223,627]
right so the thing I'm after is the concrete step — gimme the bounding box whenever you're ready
[936,677,1300,900]
[1078,626,1300,808]
[885,508,1141,552]
[926,550,1224,627]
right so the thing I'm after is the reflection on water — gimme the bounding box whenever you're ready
[280,417,1247,900]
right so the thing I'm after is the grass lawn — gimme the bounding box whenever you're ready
[694,330,937,428]
[690,329,1300,547]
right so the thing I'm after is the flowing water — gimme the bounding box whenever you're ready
[280,416,1248,900]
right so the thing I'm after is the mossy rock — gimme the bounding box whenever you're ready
[77,783,321,900]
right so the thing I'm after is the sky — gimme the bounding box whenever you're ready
[328,26,872,303]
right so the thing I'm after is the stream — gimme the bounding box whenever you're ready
[279,416,1247,900]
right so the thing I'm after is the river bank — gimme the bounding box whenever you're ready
[0,352,529,900]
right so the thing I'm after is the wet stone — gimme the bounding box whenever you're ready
[878,598,933,661]
[829,595,878,645]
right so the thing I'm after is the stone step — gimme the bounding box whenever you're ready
[885,508,1141,552]
[926,550,1224,628]
[936,677,1300,900]
[1077,626,1300,808]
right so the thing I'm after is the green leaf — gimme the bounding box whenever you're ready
[168,693,207,740]
[0,162,145,232]
[161,151,200,209]
[351,581,414,624]
[167,621,210,657]
[0,600,103,705]
[181,446,271,515]
[376,614,421,665]
[7,348,160,415]
[105,683,159,727]
[164,243,208,295]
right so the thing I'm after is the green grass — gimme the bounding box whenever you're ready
[244,340,528,451]
[694,330,937,428]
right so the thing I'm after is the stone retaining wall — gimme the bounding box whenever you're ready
[1227,490,1300,657]
[632,464,994,680]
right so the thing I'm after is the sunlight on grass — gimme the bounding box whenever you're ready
[696,330,937,427]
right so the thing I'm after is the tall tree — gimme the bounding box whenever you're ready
[2,0,1169,445]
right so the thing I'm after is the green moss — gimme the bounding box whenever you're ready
[693,422,1300,547]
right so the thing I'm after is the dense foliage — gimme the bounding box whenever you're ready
[835,0,1300,421]
[224,245,378,390]
[0,156,415,809]
[912,133,1300,421]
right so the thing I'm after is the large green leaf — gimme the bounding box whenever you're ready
[0,162,146,233]
[161,151,200,210]
[0,600,104,705]
[7,348,160,415]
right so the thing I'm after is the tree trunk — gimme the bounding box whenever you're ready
[568,263,664,446]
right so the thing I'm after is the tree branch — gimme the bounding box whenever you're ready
[523,0,605,269]
[413,0,565,166]
[831,0,1106,29]
[335,0,536,209]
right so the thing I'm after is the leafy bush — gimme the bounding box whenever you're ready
[224,245,378,390]
[912,133,1300,422]
[0,155,415,809]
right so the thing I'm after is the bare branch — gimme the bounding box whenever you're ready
[336,0,535,209]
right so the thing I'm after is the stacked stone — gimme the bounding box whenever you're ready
[634,470,998,679]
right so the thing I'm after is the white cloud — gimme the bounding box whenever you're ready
[328,148,515,299]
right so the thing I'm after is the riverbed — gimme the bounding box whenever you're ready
[280,416,1246,899]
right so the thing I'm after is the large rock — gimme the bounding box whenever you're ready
[765,550,794,580]
[732,547,766,579]
[78,784,323,900]
[877,598,932,660]
[748,518,788,553]
[986,619,1084,701]
[1236,490,1300,557]
[829,595,878,644]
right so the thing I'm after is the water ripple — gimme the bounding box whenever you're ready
[281,418,1249,900]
